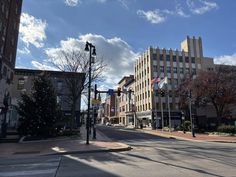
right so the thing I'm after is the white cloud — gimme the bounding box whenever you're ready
[214,54,236,65]
[31,61,57,71]
[45,34,139,87]
[137,10,166,24]
[175,4,190,17]
[187,0,218,15]
[19,13,47,48]
[64,0,80,6]
[17,47,31,55]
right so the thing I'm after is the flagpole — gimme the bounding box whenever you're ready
[167,88,171,132]
[155,88,158,129]
[160,96,164,130]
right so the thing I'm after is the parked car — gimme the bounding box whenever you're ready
[106,122,111,126]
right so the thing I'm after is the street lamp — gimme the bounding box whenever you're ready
[84,41,96,145]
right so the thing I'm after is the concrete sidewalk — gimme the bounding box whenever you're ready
[138,128,236,143]
[0,126,131,158]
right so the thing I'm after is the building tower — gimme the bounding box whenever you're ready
[134,36,214,129]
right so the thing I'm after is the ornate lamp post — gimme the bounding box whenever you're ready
[84,41,96,145]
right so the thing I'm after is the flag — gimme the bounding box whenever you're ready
[158,76,168,89]
[151,77,160,92]
[151,77,160,85]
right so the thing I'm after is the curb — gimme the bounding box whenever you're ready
[137,129,236,143]
[47,146,132,156]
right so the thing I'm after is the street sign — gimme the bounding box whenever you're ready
[92,99,101,105]
[108,89,114,96]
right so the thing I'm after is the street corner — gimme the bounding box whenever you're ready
[90,141,132,152]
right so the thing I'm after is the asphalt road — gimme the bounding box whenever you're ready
[0,125,236,177]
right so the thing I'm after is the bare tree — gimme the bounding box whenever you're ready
[181,66,236,125]
[175,74,194,120]
[49,49,106,128]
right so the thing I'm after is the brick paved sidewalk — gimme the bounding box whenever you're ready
[139,128,236,143]
[0,126,130,158]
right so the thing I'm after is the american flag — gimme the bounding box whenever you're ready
[151,77,161,85]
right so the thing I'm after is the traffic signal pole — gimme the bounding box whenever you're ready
[93,84,97,139]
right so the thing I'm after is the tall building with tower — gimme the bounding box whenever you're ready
[134,36,214,128]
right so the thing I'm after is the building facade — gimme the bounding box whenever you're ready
[10,69,85,128]
[0,0,23,135]
[117,75,135,126]
[104,94,119,124]
[134,36,214,128]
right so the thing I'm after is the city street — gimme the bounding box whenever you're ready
[0,126,236,177]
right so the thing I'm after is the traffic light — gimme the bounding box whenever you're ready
[160,89,165,97]
[117,87,121,96]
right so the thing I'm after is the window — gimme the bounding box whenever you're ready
[57,96,61,104]
[160,66,164,72]
[185,57,189,63]
[191,57,195,63]
[169,91,172,97]
[160,54,163,61]
[173,67,177,73]
[6,9,9,18]
[3,66,7,76]
[10,72,13,81]
[155,91,158,96]
[186,68,189,74]
[57,81,63,90]
[15,6,18,14]
[1,3,4,13]
[179,68,184,74]
[153,54,157,60]
[179,56,183,62]
[11,38,14,46]
[166,55,170,61]
[1,45,4,55]
[9,53,13,63]
[172,55,176,62]
[153,65,158,72]
[167,66,171,73]
[17,78,25,90]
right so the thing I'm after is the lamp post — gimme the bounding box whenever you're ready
[85,41,96,145]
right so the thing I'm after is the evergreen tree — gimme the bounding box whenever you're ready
[17,74,62,138]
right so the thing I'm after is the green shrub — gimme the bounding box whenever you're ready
[183,121,191,131]
[217,125,235,134]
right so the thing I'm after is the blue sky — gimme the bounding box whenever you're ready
[17,0,236,90]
